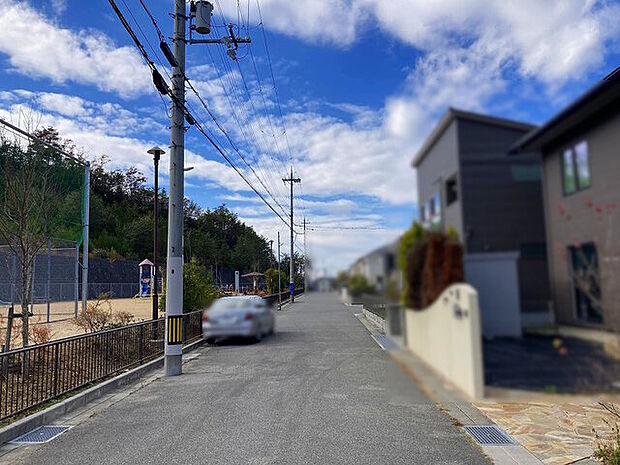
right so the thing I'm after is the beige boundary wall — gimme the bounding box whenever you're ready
[404,284,484,398]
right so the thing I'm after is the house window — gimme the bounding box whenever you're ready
[445,176,458,206]
[432,192,441,216]
[430,192,441,230]
[563,149,576,194]
[562,140,590,195]
[574,141,590,189]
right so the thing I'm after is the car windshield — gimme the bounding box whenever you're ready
[211,299,253,310]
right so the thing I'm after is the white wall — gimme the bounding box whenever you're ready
[405,284,484,398]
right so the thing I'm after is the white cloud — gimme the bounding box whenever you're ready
[2,1,618,274]
[50,0,66,16]
[37,93,90,117]
[217,0,367,46]
[0,94,245,193]
[0,0,152,98]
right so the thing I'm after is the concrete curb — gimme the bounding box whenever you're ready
[0,337,205,446]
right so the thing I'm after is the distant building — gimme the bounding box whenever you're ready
[511,67,620,332]
[349,239,400,292]
[413,108,550,337]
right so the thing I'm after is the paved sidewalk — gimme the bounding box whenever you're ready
[475,391,618,465]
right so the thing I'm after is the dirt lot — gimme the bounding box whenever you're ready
[1,297,160,344]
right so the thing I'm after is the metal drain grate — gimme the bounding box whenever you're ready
[464,425,516,446]
[10,425,73,444]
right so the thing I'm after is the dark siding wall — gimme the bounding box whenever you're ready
[458,119,551,310]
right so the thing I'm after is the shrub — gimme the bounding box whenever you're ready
[440,240,464,290]
[336,271,349,286]
[594,402,620,465]
[347,274,375,297]
[74,292,136,332]
[398,222,427,273]
[422,233,445,306]
[401,226,464,309]
[265,268,285,295]
[159,259,220,313]
[30,324,53,345]
[182,259,220,313]
[1,314,53,348]
[114,311,135,327]
[399,222,428,308]
[74,292,114,332]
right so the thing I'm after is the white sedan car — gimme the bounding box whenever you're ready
[202,296,275,342]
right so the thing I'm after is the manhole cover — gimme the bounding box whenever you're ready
[10,425,73,444]
[464,425,516,446]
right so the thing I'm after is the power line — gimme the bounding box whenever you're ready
[308,225,386,231]
[136,0,290,219]
[255,0,295,165]
[0,118,86,166]
[108,0,298,232]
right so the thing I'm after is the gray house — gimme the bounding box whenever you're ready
[511,67,620,332]
[413,108,551,337]
[349,239,400,293]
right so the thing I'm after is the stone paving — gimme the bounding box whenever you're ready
[474,390,620,465]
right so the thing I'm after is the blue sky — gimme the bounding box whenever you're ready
[0,0,619,275]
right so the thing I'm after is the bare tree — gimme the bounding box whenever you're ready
[0,126,79,350]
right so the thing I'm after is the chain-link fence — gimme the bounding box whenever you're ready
[0,239,80,322]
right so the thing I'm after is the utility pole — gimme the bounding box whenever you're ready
[277,231,281,310]
[283,168,300,303]
[163,1,251,376]
[164,0,187,377]
[268,239,273,293]
[303,217,307,291]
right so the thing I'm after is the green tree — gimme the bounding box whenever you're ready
[0,129,83,349]
[183,259,219,312]
[347,274,375,297]
[265,268,286,294]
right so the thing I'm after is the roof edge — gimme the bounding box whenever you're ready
[510,65,620,154]
[412,108,536,168]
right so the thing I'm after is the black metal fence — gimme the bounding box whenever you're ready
[0,311,203,421]
[263,288,304,306]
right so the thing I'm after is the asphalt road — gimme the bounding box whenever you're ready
[10,292,488,465]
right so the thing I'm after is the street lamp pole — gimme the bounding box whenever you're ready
[148,146,165,322]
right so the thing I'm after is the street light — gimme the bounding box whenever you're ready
[184,166,194,172]
[147,146,165,322]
